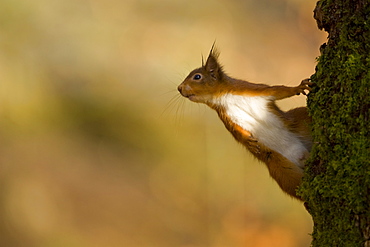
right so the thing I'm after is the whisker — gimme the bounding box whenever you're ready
[161,93,181,118]
[174,95,186,127]
[159,89,178,97]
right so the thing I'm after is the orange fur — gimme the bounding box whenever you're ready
[178,47,312,200]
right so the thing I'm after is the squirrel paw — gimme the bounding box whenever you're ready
[296,78,313,95]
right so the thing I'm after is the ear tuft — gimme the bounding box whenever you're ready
[209,42,220,60]
[204,43,222,79]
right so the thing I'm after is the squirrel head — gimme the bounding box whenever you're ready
[178,46,226,105]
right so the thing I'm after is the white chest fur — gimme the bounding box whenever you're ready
[214,94,307,168]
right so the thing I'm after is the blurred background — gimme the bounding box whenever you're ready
[0,0,326,246]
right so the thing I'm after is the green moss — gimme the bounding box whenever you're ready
[298,0,370,245]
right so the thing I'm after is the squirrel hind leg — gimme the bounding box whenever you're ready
[266,157,304,200]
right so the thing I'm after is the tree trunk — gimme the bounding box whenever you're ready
[299,0,370,246]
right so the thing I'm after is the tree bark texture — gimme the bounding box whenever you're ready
[299,0,370,246]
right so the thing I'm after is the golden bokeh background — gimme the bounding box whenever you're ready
[0,0,326,246]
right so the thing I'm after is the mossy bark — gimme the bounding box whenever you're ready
[299,0,370,246]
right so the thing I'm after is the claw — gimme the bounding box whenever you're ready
[300,78,314,88]
[297,78,313,95]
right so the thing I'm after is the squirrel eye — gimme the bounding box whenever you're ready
[193,74,202,80]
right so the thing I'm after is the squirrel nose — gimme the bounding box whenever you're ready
[177,84,183,94]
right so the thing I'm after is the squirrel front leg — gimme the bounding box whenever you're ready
[265,79,313,100]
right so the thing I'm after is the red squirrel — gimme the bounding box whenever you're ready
[178,46,312,200]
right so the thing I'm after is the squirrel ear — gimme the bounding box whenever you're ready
[205,45,221,78]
